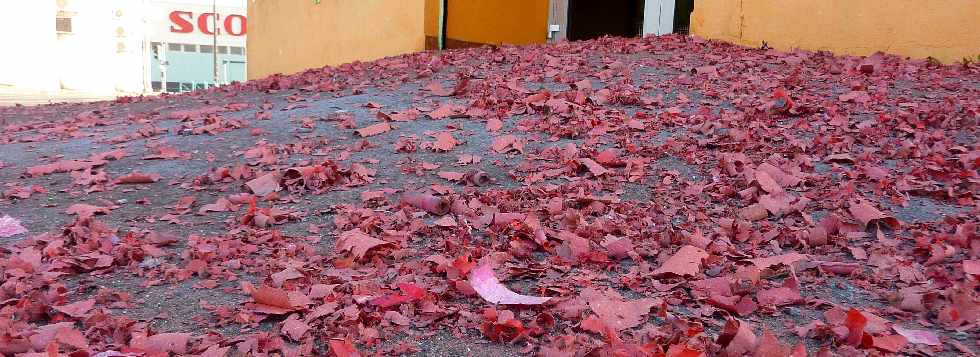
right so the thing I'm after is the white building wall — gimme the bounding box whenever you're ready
[0,1,59,91]
[56,0,153,94]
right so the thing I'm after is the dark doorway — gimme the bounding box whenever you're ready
[567,0,643,41]
[673,0,694,35]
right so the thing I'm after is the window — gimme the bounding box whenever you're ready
[182,44,197,52]
[179,83,193,92]
[199,45,214,53]
[166,82,180,92]
[56,17,72,33]
[217,46,228,54]
[168,43,182,51]
[151,81,162,92]
[230,46,244,55]
[195,83,207,90]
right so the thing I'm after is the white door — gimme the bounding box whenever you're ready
[642,0,675,36]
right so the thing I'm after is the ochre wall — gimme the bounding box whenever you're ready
[691,0,980,63]
[247,0,425,79]
[425,0,439,38]
[445,0,549,46]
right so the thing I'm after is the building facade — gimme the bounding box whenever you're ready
[691,0,980,64]
[246,0,693,80]
[246,0,978,81]
[0,0,246,98]
[246,0,425,81]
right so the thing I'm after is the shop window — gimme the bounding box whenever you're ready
[199,45,214,53]
[183,44,197,52]
[230,46,244,55]
[56,17,72,33]
[218,46,229,54]
[168,43,182,51]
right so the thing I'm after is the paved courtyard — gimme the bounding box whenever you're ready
[0,35,977,356]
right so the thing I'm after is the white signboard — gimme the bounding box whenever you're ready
[147,0,246,46]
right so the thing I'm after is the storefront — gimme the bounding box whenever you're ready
[0,0,246,96]
[148,0,247,92]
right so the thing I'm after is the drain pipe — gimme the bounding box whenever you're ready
[438,0,447,49]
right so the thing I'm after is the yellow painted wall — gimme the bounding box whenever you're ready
[425,0,439,38]
[691,0,980,63]
[247,0,426,79]
[446,0,549,45]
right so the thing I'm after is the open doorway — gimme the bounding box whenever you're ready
[566,0,643,41]
[673,0,694,34]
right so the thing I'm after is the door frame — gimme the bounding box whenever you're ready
[643,0,675,35]
[547,0,568,43]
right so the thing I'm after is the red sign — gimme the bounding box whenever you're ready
[169,11,246,36]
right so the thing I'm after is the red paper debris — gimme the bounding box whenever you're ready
[26,159,106,176]
[871,334,908,353]
[963,260,980,275]
[329,338,362,357]
[401,192,451,215]
[335,229,392,259]
[652,245,709,277]
[848,201,900,230]
[892,326,941,346]
[754,329,791,357]
[739,204,769,221]
[491,135,524,153]
[53,299,96,318]
[245,172,282,196]
[717,319,757,356]
[281,315,311,341]
[114,172,161,184]
[470,263,551,305]
[355,122,393,137]
[437,171,465,182]
[1,32,974,356]
[579,158,609,176]
[0,215,27,238]
[843,308,868,346]
[249,284,307,314]
[751,252,808,270]
[66,203,111,220]
[432,131,459,151]
[132,333,191,355]
[581,289,658,331]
